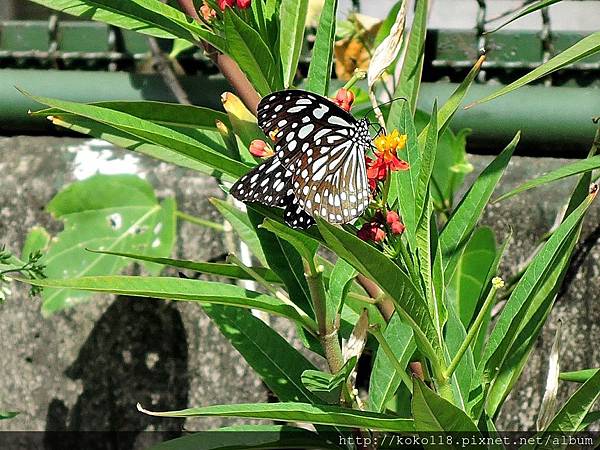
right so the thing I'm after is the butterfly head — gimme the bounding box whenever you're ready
[356,117,372,148]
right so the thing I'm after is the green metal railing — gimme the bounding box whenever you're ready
[0,2,599,155]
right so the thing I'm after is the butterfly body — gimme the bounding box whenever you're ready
[230,90,371,229]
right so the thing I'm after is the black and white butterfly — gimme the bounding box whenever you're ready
[230,90,372,229]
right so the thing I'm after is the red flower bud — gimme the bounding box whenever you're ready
[386,210,400,225]
[236,0,252,8]
[332,88,355,112]
[390,221,405,235]
[249,139,274,158]
[217,0,235,11]
[357,222,386,243]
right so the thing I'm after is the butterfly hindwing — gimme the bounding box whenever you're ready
[230,157,291,207]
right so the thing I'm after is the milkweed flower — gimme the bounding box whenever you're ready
[236,0,252,9]
[200,2,217,21]
[217,0,235,10]
[249,139,274,158]
[357,221,386,243]
[367,129,409,189]
[332,88,355,112]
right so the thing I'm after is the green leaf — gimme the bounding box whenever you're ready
[388,103,420,247]
[578,411,600,432]
[203,305,318,403]
[260,219,319,265]
[28,0,223,48]
[495,155,600,203]
[210,198,267,265]
[247,208,314,317]
[27,93,250,180]
[412,378,480,435]
[39,175,176,316]
[536,369,600,446]
[301,357,357,404]
[51,116,235,182]
[148,425,339,450]
[391,0,428,114]
[422,55,484,141]
[447,227,497,328]
[440,133,519,284]
[445,302,476,412]
[279,0,309,88]
[415,102,438,222]
[316,219,443,375]
[224,10,279,96]
[22,226,51,259]
[88,249,282,284]
[0,411,18,420]
[368,314,415,412]
[326,258,357,325]
[486,0,565,34]
[560,369,599,383]
[483,236,576,419]
[477,193,595,415]
[36,101,230,131]
[306,0,338,96]
[139,402,415,432]
[471,31,600,106]
[23,276,315,330]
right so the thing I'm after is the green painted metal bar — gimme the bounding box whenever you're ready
[1,69,598,157]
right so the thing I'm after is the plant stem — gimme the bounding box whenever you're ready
[370,325,413,393]
[342,69,367,91]
[228,254,318,335]
[176,210,225,231]
[444,278,503,379]
[305,266,344,373]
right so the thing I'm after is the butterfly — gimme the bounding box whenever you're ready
[230,90,372,230]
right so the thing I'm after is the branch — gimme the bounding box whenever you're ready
[177,0,261,114]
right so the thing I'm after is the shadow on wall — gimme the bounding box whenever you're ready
[44,296,189,450]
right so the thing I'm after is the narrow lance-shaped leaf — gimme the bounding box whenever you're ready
[412,378,481,437]
[316,219,444,375]
[21,276,315,330]
[486,0,565,34]
[478,192,596,406]
[440,133,519,284]
[495,154,600,203]
[470,31,600,106]
[390,0,428,114]
[224,11,279,96]
[88,249,282,283]
[26,92,250,179]
[138,402,415,432]
[279,0,309,88]
[203,305,319,403]
[369,315,415,412]
[50,116,235,182]
[560,369,599,383]
[306,0,338,96]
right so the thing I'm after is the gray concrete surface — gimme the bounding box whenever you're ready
[1,135,599,438]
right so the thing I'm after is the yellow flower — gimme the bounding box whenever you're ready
[374,130,407,161]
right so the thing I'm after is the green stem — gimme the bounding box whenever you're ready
[346,291,379,305]
[397,237,419,286]
[228,254,318,335]
[176,210,225,231]
[305,266,344,373]
[370,325,413,393]
[444,279,502,379]
[342,69,367,91]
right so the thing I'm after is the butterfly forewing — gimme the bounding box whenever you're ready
[231,90,372,229]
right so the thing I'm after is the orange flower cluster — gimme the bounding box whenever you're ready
[217,0,251,11]
[367,129,409,190]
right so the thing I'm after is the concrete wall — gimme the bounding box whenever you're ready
[1,136,599,440]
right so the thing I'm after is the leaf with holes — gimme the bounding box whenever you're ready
[39,174,176,316]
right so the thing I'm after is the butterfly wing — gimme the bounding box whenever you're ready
[234,89,371,228]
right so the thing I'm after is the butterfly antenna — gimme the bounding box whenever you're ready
[362,97,408,118]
